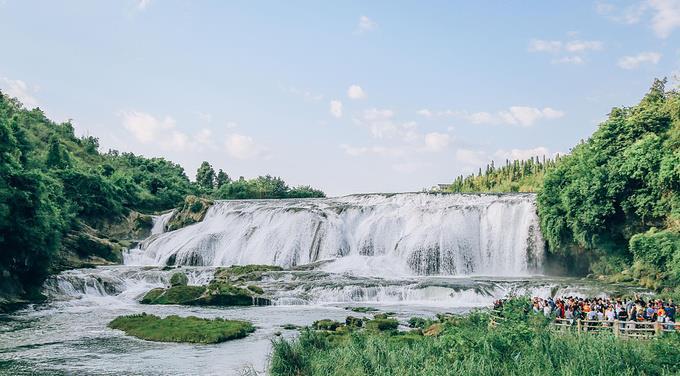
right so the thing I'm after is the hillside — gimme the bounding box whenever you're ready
[445,79,679,293]
[0,92,324,309]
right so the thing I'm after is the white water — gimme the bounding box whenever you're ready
[0,193,647,375]
[125,193,545,277]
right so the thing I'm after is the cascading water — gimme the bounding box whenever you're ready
[9,194,648,375]
[124,193,545,277]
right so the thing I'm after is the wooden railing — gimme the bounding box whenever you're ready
[490,311,679,339]
[552,318,679,339]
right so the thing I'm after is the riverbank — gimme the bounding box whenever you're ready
[270,298,680,376]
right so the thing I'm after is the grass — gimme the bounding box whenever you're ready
[109,313,255,344]
[269,298,680,376]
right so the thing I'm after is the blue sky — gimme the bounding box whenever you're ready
[1,1,679,195]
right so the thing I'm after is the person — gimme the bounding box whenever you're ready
[543,303,552,318]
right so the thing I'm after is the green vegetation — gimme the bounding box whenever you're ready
[270,298,680,376]
[537,80,679,292]
[141,272,271,306]
[447,156,559,193]
[0,91,324,309]
[345,306,378,313]
[213,264,283,283]
[169,272,189,287]
[194,160,325,200]
[140,280,270,306]
[108,313,254,344]
[443,80,680,293]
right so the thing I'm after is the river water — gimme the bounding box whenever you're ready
[0,194,644,375]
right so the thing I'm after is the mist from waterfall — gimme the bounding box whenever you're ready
[125,193,545,277]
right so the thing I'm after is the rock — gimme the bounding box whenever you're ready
[166,195,213,231]
[214,265,283,283]
[247,285,264,294]
[170,272,188,287]
[312,319,342,331]
[139,281,271,307]
[423,323,443,337]
[365,318,399,332]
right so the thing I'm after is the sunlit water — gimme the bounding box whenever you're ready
[0,194,645,375]
[0,266,645,375]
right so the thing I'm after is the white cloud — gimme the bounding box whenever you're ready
[224,133,267,159]
[423,132,451,152]
[347,85,367,99]
[596,1,647,24]
[416,109,433,117]
[418,106,564,127]
[330,100,343,118]
[0,77,39,109]
[467,111,495,124]
[597,1,680,38]
[565,40,603,52]
[357,108,421,140]
[137,0,151,10]
[552,56,585,65]
[529,38,602,65]
[225,121,238,129]
[528,39,562,53]
[356,15,377,33]
[648,0,680,38]
[121,111,224,151]
[499,106,565,127]
[617,52,662,69]
[121,111,176,143]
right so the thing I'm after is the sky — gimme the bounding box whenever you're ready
[1,1,679,196]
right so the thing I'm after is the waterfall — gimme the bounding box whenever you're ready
[151,210,175,235]
[125,193,545,277]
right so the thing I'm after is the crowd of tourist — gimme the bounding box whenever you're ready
[494,296,677,328]
[531,296,676,324]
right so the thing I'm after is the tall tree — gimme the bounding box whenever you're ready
[216,169,230,189]
[195,161,216,190]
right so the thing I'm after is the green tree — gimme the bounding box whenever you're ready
[216,169,230,189]
[195,161,216,191]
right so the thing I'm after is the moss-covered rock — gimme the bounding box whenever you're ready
[109,313,255,344]
[345,316,363,328]
[170,272,188,287]
[365,318,399,332]
[312,319,342,331]
[346,306,378,313]
[166,195,213,231]
[247,285,264,294]
[140,281,270,306]
[214,264,283,283]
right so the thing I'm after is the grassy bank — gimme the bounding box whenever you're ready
[270,300,680,376]
[108,313,255,344]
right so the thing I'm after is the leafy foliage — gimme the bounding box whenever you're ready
[0,90,324,305]
[270,299,680,376]
[537,79,679,290]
